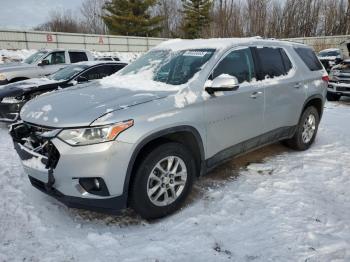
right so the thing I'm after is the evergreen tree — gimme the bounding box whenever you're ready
[102,0,163,37]
[181,0,212,39]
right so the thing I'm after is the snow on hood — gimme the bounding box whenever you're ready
[20,81,175,128]
[0,78,60,99]
[1,78,59,90]
[0,63,37,73]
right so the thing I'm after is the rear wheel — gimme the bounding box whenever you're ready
[130,142,195,219]
[284,106,320,151]
[327,92,341,101]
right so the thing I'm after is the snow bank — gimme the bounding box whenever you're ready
[0,49,36,63]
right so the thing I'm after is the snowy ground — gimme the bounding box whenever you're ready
[0,99,350,262]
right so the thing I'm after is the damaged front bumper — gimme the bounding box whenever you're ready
[9,121,132,214]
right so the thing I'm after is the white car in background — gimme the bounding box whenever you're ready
[0,49,94,85]
[318,48,344,67]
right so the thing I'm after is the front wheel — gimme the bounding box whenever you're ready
[129,142,196,219]
[284,106,320,151]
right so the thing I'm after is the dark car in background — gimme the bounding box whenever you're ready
[0,61,127,122]
[327,59,350,101]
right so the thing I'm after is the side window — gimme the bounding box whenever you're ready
[69,52,88,63]
[212,48,255,83]
[294,47,323,71]
[44,51,65,65]
[80,65,110,80]
[256,47,287,79]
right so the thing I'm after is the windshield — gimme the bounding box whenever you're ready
[23,51,48,64]
[48,64,89,81]
[319,50,340,57]
[118,49,215,85]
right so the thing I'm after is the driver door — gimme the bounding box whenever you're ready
[204,47,265,161]
[38,51,66,77]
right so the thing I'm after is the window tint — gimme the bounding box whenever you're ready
[44,51,65,65]
[69,52,88,63]
[212,48,255,83]
[109,64,126,74]
[256,47,287,79]
[153,49,215,85]
[80,65,110,80]
[294,47,323,71]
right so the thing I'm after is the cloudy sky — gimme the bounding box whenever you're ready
[0,0,85,29]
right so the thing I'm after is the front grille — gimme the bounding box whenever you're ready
[337,79,350,84]
[337,86,350,92]
[10,122,61,169]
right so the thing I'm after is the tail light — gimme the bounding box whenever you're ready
[322,75,329,82]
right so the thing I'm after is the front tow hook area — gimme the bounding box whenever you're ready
[45,168,56,191]
[44,143,59,191]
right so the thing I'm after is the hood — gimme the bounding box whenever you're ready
[0,78,60,99]
[0,63,37,73]
[0,62,23,68]
[20,81,176,128]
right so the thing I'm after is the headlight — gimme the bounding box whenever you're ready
[58,120,134,146]
[0,74,7,81]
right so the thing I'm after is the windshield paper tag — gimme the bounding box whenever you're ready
[183,51,207,57]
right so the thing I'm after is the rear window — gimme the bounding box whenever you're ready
[69,52,88,63]
[256,47,290,78]
[294,47,323,71]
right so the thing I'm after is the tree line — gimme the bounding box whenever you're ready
[34,0,350,39]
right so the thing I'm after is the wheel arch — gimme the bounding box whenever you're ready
[123,125,205,205]
[302,95,324,119]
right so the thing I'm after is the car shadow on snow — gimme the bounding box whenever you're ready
[65,142,292,225]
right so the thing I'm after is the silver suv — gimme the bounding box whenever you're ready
[10,38,327,219]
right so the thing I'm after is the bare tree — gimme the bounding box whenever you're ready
[80,0,107,34]
[155,0,182,38]
[34,9,81,33]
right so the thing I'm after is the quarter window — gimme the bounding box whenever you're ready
[212,48,255,83]
[294,47,323,71]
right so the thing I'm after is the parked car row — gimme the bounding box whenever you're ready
[0,61,127,122]
[4,38,328,219]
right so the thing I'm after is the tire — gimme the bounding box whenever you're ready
[129,142,196,219]
[284,106,320,151]
[327,92,341,101]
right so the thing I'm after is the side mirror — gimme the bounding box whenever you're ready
[205,75,239,95]
[76,75,88,83]
[38,59,49,66]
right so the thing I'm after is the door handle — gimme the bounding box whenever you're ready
[294,83,302,89]
[250,91,263,99]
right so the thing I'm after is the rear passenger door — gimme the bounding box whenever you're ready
[254,46,306,133]
[69,52,88,63]
[79,65,111,81]
[204,47,265,159]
